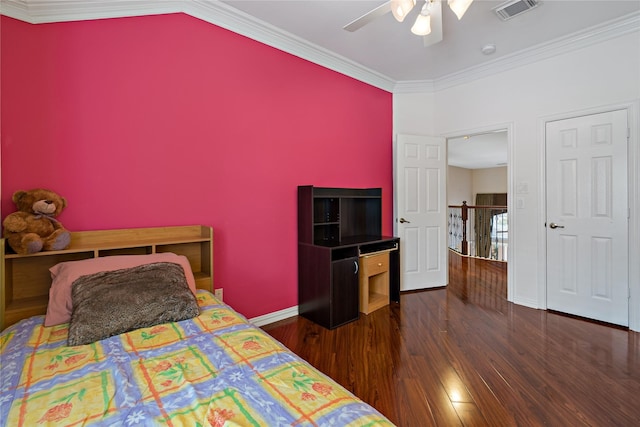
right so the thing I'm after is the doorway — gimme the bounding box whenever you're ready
[393,127,514,298]
[447,128,511,299]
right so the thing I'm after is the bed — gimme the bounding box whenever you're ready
[0,227,393,426]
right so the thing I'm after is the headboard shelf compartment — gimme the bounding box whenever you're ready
[1,225,213,330]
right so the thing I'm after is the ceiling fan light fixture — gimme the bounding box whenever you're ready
[411,13,432,36]
[411,3,433,36]
[448,0,474,20]
[391,0,416,22]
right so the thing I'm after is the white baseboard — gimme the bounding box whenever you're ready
[250,305,298,327]
[512,296,540,310]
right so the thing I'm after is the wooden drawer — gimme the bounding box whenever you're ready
[359,251,390,315]
[362,252,389,276]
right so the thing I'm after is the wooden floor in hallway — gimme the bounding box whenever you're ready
[262,251,640,426]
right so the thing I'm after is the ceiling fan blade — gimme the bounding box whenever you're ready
[343,1,392,32]
[422,0,443,47]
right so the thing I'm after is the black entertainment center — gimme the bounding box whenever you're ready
[297,186,400,329]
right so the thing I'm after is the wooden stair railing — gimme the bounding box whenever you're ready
[448,201,508,261]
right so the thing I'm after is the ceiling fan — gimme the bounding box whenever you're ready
[343,0,474,47]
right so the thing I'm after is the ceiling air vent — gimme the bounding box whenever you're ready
[494,0,540,21]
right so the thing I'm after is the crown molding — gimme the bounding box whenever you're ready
[184,1,396,91]
[425,10,640,93]
[0,0,396,91]
[1,1,638,94]
[0,0,184,23]
[392,80,436,94]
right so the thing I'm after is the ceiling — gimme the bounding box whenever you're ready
[448,131,508,169]
[218,0,640,82]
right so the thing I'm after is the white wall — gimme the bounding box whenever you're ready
[394,30,640,331]
[393,91,436,135]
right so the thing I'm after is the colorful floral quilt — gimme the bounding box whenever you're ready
[1,290,393,426]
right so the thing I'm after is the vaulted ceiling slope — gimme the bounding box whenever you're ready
[1,0,639,92]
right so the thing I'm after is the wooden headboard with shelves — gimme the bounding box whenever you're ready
[1,225,213,330]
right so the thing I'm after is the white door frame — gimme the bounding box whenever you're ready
[424,122,517,302]
[538,101,640,332]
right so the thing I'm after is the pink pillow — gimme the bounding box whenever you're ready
[44,253,197,327]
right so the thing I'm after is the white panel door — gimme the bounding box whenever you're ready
[395,134,447,291]
[546,110,628,326]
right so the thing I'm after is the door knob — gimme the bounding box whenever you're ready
[399,218,410,223]
[549,222,564,229]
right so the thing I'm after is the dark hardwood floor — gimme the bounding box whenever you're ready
[263,251,640,426]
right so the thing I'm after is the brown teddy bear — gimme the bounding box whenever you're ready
[2,188,71,254]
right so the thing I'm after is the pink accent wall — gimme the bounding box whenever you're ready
[0,14,393,319]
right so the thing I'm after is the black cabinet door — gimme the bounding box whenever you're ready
[331,257,360,328]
